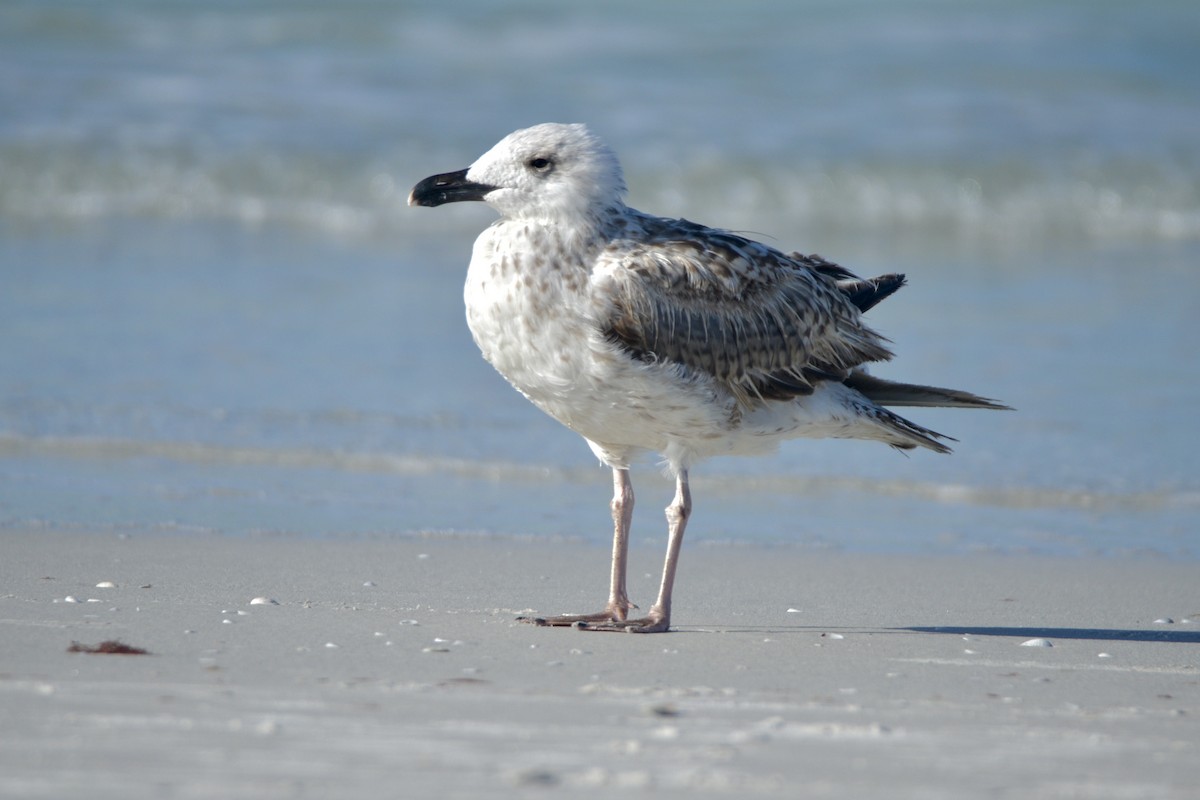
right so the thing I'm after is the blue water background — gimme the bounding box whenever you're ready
[2,1,1198,557]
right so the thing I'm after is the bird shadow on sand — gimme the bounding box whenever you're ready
[676,625,1200,644]
[900,625,1200,644]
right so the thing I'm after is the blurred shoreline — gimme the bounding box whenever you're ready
[2,2,1197,557]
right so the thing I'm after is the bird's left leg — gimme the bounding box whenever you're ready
[578,468,690,633]
[518,467,635,626]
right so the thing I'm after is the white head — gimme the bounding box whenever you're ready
[409,123,627,224]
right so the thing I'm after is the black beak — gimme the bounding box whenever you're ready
[408,169,496,207]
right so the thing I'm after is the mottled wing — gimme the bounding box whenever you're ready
[594,215,894,406]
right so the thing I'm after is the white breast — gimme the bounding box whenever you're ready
[463,222,744,462]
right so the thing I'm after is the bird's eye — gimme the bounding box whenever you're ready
[528,157,553,173]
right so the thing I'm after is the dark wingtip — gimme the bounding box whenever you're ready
[789,252,906,313]
[846,273,906,313]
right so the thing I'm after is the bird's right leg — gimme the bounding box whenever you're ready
[518,467,635,626]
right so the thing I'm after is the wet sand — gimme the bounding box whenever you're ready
[2,529,1197,798]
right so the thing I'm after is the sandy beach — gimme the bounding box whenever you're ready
[1,529,1196,799]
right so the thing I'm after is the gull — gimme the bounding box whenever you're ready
[409,123,1008,633]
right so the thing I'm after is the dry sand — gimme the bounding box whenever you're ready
[1,529,1197,799]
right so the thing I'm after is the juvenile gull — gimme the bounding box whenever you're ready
[409,123,1008,633]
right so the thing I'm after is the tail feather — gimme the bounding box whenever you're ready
[844,371,1010,455]
[784,253,1011,453]
[845,371,1012,410]
[869,405,955,454]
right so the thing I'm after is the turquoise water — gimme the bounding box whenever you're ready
[2,1,1198,556]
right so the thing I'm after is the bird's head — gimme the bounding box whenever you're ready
[408,123,627,224]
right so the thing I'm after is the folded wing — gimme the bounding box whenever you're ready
[595,216,896,406]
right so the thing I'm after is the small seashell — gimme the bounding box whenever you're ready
[63,596,79,604]
[1020,638,1053,648]
[249,597,278,606]
[95,581,116,589]
[1153,618,1174,625]
[324,642,339,649]
[786,608,802,614]
[255,720,281,736]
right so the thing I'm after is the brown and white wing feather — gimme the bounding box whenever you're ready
[593,215,894,406]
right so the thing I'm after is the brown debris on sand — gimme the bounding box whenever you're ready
[67,640,151,655]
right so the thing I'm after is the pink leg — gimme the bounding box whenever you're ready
[519,468,636,626]
[578,469,690,633]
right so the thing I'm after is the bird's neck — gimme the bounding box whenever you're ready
[510,204,624,254]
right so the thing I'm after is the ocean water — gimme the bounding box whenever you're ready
[2,0,1197,558]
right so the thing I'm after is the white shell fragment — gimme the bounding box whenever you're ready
[95,581,116,589]
[249,597,279,606]
[1020,638,1054,648]
[1152,618,1174,624]
[255,720,281,736]
[62,596,79,604]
